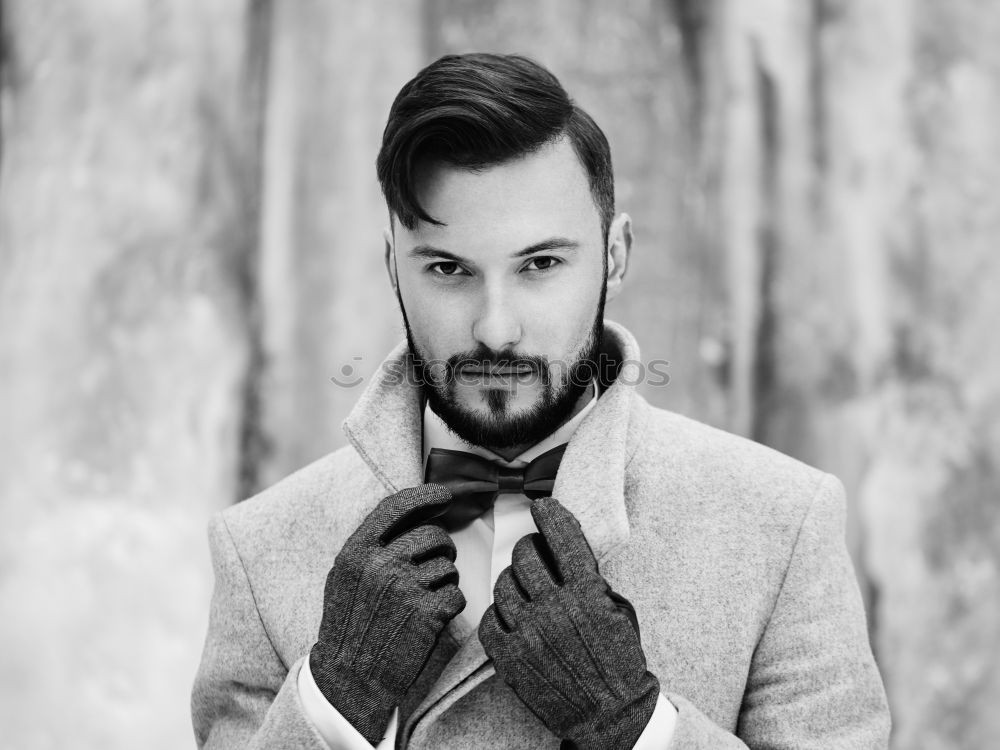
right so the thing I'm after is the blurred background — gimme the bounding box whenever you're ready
[1,1,998,748]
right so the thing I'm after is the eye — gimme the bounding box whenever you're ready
[523,256,562,272]
[428,261,467,277]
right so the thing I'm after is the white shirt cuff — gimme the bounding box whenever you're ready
[297,657,398,750]
[633,693,678,749]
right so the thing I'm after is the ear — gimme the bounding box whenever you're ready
[604,213,632,302]
[383,226,398,293]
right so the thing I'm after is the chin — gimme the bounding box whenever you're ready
[458,382,542,412]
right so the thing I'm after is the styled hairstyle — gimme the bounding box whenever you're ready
[376,53,615,241]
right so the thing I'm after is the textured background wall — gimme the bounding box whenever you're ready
[0,1,264,746]
[1,1,998,748]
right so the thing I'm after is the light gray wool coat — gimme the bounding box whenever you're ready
[191,320,891,749]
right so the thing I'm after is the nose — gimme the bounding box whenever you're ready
[472,282,522,352]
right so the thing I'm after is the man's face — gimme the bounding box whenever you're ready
[387,137,610,452]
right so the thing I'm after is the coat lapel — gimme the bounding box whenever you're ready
[550,319,645,563]
[342,319,648,746]
[341,343,425,494]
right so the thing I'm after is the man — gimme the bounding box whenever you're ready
[192,53,890,748]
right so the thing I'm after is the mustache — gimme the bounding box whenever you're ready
[448,350,547,373]
[410,348,550,384]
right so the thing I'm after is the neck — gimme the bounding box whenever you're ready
[484,381,595,461]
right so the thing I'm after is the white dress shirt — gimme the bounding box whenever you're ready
[299,383,677,748]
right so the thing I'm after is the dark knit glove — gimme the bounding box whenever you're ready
[479,497,659,750]
[310,484,466,744]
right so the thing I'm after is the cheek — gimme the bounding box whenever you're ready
[399,284,467,356]
[535,277,603,354]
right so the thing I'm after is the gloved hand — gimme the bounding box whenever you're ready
[310,484,466,744]
[479,497,659,750]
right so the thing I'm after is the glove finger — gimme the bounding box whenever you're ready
[424,581,466,622]
[510,533,560,597]
[491,567,527,629]
[416,556,460,591]
[478,603,511,650]
[367,484,453,547]
[529,497,598,582]
[607,586,641,639]
[387,522,457,563]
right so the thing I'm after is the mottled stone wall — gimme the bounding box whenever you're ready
[0,1,265,746]
[252,0,424,490]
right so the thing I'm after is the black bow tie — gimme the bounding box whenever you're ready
[423,443,568,530]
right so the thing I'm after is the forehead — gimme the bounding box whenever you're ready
[406,137,602,251]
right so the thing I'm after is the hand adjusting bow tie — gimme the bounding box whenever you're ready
[423,443,568,531]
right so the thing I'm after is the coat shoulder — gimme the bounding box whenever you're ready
[216,444,378,557]
[629,396,838,522]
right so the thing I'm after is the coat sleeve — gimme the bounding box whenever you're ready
[664,474,891,749]
[191,513,330,749]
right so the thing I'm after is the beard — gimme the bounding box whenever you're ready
[396,272,607,452]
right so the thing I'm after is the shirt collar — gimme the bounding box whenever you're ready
[422,380,600,469]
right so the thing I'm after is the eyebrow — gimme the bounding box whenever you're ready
[408,237,580,261]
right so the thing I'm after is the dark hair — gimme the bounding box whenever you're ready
[376,53,614,241]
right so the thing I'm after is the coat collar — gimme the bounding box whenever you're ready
[341,318,646,562]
